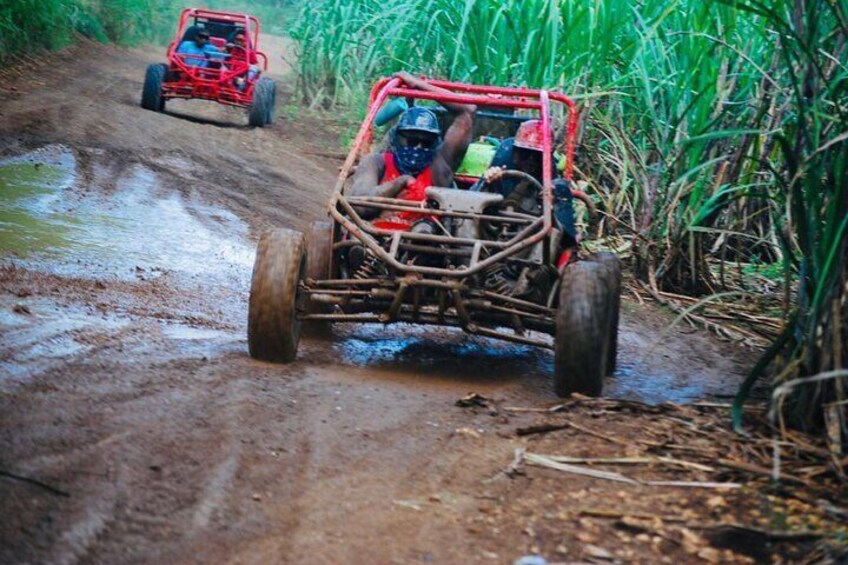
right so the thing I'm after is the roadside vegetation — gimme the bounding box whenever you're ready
[0,0,177,57]
[0,0,295,61]
[291,0,847,443]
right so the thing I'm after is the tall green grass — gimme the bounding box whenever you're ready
[0,0,78,56]
[727,0,847,436]
[0,0,178,59]
[291,0,780,293]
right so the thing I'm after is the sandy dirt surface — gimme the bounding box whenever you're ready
[0,40,835,564]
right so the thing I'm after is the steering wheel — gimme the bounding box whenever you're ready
[469,169,545,240]
[469,169,544,196]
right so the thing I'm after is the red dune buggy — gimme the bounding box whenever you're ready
[141,8,276,127]
[247,78,622,397]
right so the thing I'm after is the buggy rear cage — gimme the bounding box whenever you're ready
[180,8,260,47]
[327,77,579,278]
[166,8,268,84]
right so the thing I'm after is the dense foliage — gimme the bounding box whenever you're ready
[726,0,847,436]
[0,0,180,57]
[0,0,295,60]
[291,1,789,292]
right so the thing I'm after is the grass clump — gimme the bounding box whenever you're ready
[726,0,847,437]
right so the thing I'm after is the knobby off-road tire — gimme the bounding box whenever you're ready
[248,77,276,127]
[554,260,614,397]
[248,229,306,362]
[141,63,167,112]
[588,252,622,375]
[303,220,333,336]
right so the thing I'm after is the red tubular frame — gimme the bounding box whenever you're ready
[301,78,585,344]
[326,77,578,278]
[363,77,578,179]
[161,8,269,108]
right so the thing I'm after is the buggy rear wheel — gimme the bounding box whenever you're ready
[588,252,622,375]
[141,63,167,112]
[248,229,305,362]
[303,220,333,336]
[553,261,614,397]
[248,77,276,127]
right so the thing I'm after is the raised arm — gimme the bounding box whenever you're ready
[393,71,477,182]
[438,107,475,173]
[394,71,476,115]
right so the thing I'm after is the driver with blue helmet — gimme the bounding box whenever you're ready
[351,71,476,230]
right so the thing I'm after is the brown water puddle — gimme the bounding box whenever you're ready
[0,145,253,284]
[328,323,736,404]
[0,145,79,256]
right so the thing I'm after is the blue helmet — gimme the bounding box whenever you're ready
[396,106,441,135]
[391,107,442,175]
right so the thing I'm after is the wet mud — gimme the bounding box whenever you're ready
[0,40,756,564]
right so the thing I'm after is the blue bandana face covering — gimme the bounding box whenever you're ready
[394,145,436,175]
[391,128,441,176]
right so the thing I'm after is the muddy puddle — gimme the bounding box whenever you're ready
[0,145,253,284]
[0,145,78,257]
[328,323,732,404]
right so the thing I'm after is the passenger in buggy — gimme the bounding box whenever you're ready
[482,119,578,248]
[350,71,477,231]
[225,29,259,91]
[176,29,226,68]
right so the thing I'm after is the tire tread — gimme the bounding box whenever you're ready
[554,261,613,397]
[141,63,167,112]
[248,229,304,362]
[248,77,276,127]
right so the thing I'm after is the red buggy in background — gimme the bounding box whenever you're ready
[141,8,276,127]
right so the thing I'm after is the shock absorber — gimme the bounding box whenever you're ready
[353,253,380,280]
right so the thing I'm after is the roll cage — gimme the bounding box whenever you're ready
[327,78,579,279]
[162,8,269,108]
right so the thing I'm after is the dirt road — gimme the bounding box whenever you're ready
[0,41,769,564]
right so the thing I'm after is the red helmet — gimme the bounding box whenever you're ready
[513,119,548,152]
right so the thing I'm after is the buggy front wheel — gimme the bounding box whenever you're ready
[553,260,614,397]
[588,252,622,375]
[248,229,305,362]
[303,220,333,336]
[141,63,167,112]
[248,77,276,127]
